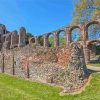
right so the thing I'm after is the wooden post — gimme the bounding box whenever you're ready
[2,54,5,73]
[26,59,30,78]
[12,54,15,75]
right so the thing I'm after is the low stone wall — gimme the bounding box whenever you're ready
[0,45,71,78]
[56,46,71,66]
[0,44,88,93]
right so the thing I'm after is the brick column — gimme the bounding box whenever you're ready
[54,32,59,47]
[81,24,88,42]
[34,36,38,44]
[90,45,96,59]
[65,28,71,45]
[18,27,26,47]
[81,24,90,64]
[43,34,48,47]
[83,45,90,64]
[10,31,18,48]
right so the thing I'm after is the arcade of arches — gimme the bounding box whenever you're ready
[29,20,100,64]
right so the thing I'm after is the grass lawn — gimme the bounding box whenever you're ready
[0,73,100,100]
[88,63,100,67]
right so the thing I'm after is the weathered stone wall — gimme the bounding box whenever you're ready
[0,43,88,93]
[0,20,100,64]
[56,46,71,66]
[0,45,71,78]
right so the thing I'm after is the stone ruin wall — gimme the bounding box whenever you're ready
[0,43,88,93]
[0,45,71,79]
[0,20,100,64]
[0,20,100,83]
[0,25,27,50]
[0,20,100,92]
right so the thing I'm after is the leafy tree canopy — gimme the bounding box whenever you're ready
[71,0,100,25]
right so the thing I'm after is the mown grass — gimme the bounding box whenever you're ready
[0,73,100,100]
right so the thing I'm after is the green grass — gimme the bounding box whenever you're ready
[88,63,100,67]
[0,73,100,100]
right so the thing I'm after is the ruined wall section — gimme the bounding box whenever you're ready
[0,45,71,78]
[0,44,88,93]
[56,46,71,66]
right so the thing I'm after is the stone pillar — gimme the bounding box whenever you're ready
[18,27,26,47]
[81,24,90,64]
[43,34,48,47]
[81,24,88,42]
[2,34,11,50]
[34,36,38,44]
[83,46,90,64]
[10,31,18,48]
[90,45,96,59]
[54,32,59,47]
[0,24,6,35]
[65,28,71,45]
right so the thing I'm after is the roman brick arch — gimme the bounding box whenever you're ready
[85,20,100,40]
[38,35,44,46]
[47,33,54,47]
[29,37,35,44]
[69,25,81,42]
[56,29,66,46]
[87,39,100,46]
[43,33,54,47]
[85,39,100,62]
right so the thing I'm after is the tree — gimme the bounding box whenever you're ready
[71,0,100,40]
[71,0,100,24]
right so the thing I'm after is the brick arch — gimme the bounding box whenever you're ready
[29,37,35,44]
[69,26,81,33]
[56,29,66,46]
[38,35,44,46]
[46,32,54,38]
[46,33,54,47]
[85,20,100,40]
[86,39,100,62]
[86,21,100,29]
[87,39,100,47]
[69,26,81,42]
[56,29,66,35]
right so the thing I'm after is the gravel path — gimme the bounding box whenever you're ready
[87,65,100,73]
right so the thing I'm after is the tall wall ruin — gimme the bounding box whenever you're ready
[0,20,99,93]
[0,20,100,63]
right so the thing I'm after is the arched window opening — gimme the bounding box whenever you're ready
[71,28,81,42]
[38,36,44,46]
[88,24,100,40]
[58,31,66,46]
[48,33,54,47]
[87,40,100,63]
[96,44,100,55]
[30,37,35,44]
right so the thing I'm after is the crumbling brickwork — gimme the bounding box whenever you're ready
[0,43,88,93]
[0,20,100,63]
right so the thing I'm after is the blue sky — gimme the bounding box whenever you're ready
[0,0,73,36]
